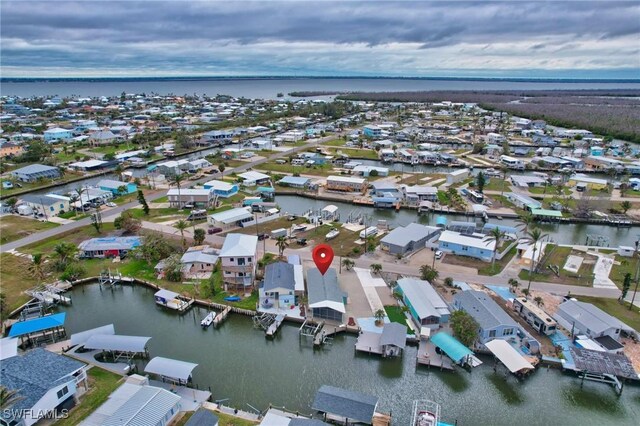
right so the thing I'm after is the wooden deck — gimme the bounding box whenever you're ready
[355,331,383,355]
[417,338,454,371]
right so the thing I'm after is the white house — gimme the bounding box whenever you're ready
[43,127,73,142]
[219,233,258,291]
[208,207,254,229]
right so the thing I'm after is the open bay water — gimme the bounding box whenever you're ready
[3,77,640,98]
[59,284,640,425]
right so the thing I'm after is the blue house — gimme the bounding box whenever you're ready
[203,180,239,198]
[396,277,450,330]
[43,127,74,142]
[438,230,494,262]
[363,125,382,138]
[97,179,138,195]
[590,146,604,156]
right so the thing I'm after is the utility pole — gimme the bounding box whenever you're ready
[631,237,640,310]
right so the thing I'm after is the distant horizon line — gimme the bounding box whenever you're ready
[3,75,640,84]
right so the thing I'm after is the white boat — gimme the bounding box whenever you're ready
[325,228,340,241]
[412,400,440,426]
[200,311,215,328]
[292,224,307,232]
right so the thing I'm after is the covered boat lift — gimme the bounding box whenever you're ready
[8,313,67,346]
[144,356,198,386]
[83,334,151,363]
[70,324,115,347]
[485,340,535,377]
[430,332,482,368]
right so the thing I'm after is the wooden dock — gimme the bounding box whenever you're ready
[214,306,231,327]
[417,338,454,371]
[355,331,383,355]
[266,314,285,337]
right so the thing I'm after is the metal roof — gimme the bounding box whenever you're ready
[101,383,181,426]
[279,176,311,186]
[78,236,142,252]
[430,332,473,363]
[0,337,18,360]
[380,322,407,349]
[8,313,66,337]
[397,278,450,320]
[380,223,439,248]
[264,262,296,292]
[71,324,115,346]
[97,179,130,189]
[219,233,258,257]
[454,290,518,330]
[556,300,634,334]
[485,339,534,373]
[154,289,180,300]
[239,170,270,181]
[312,385,378,424]
[307,268,346,313]
[11,163,59,175]
[144,356,198,381]
[84,334,151,353]
[210,207,254,225]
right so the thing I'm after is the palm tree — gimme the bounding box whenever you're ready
[193,228,206,245]
[484,227,506,269]
[174,219,189,250]
[521,288,530,299]
[420,265,438,282]
[523,228,549,292]
[172,174,184,209]
[534,296,544,307]
[0,386,25,410]
[621,200,632,214]
[341,258,355,271]
[275,236,289,258]
[68,192,80,217]
[516,213,534,233]
[114,164,124,182]
[370,263,382,275]
[29,253,47,283]
[508,278,519,293]
[374,308,386,326]
[53,242,77,267]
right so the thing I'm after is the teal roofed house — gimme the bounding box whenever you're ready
[97,179,138,195]
[203,179,239,198]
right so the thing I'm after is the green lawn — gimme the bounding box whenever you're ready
[609,255,639,290]
[517,245,596,286]
[0,253,38,312]
[153,195,168,203]
[328,147,379,160]
[205,269,259,310]
[57,367,123,426]
[0,173,86,198]
[576,296,640,332]
[528,186,571,196]
[483,179,510,192]
[384,305,414,334]
[256,162,334,177]
[324,138,349,147]
[0,215,59,244]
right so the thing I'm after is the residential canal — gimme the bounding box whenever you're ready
[59,284,640,425]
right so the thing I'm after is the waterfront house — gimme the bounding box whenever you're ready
[97,179,137,195]
[19,193,69,217]
[505,192,542,211]
[0,142,25,158]
[363,125,382,138]
[568,174,608,190]
[262,262,296,309]
[69,159,110,172]
[208,206,254,229]
[370,181,400,198]
[438,230,495,262]
[312,385,378,425]
[553,299,635,341]
[380,223,440,256]
[219,233,258,292]
[402,185,438,203]
[78,236,142,258]
[355,322,407,358]
[510,175,546,188]
[238,171,271,186]
[326,176,366,193]
[43,127,74,142]
[278,175,311,189]
[452,290,537,352]
[80,374,181,426]
[0,348,87,426]
[180,245,219,279]
[512,297,557,335]
[397,149,418,164]
[156,159,191,176]
[11,164,60,183]
[167,188,214,208]
[203,130,234,143]
[446,168,469,185]
[395,277,450,330]
[203,180,239,198]
[352,165,389,177]
[306,268,347,322]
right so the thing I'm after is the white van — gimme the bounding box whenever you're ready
[292,159,305,166]
[360,226,379,239]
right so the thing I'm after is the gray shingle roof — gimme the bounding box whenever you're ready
[312,385,378,424]
[380,322,407,349]
[306,268,346,306]
[263,262,295,292]
[0,349,85,420]
[185,408,219,426]
[454,290,518,330]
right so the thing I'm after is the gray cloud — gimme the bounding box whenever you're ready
[1,1,639,77]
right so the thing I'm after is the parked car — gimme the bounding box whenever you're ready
[207,227,223,235]
[105,202,117,207]
[435,250,444,260]
[257,233,269,241]
[296,238,307,246]
[275,159,287,164]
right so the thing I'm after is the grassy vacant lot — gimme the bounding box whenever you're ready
[609,255,639,290]
[483,179,510,192]
[518,245,596,286]
[0,215,59,244]
[384,305,414,335]
[324,138,348,147]
[177,411,258,426]
[577,296,640,332]
[296,224,369,257]
[57,367,123,426]
[256,162,335,176]
[442,247,517,276]
[327,147,380,160]
[0,253,38,312]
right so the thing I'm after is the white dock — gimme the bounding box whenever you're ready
[266,314,285,337]
[214,306,231,327]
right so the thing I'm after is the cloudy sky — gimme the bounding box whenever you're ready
[1,0,639,79]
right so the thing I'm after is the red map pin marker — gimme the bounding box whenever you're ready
[312,244,334,275]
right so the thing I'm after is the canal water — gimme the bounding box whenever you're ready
[59,284,640,425]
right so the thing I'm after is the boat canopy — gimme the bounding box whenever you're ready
[485,339,534,373]
[8,313,66,338]
[144,356,198,381]
[430,332,473,364]
[70,324,115,346]
[84,334,151,353]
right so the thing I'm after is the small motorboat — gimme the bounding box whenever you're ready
[200,311,215,328]
[415,411,437,426]
[292,223,307,232]
[224,296,241,302]
[411,400,440,426]
[325,228,340,241]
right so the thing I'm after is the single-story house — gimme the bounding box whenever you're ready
[238,171,270,186]
[1,348,87,426]
[396,277,450,330]
[88,129,118,146]
[167,188,214,208]
[80,374,181,426]
[352,165,389,177]
[370,181,400,197]
[180,245,219,279]
[306,268,347,322]
[19,194,70,217]
[380,223,440,255]
[510,175,546,188]
[262,262,296,309]
[208,207,254,229]
[278,175,311,188]
[568,174,608,190]
[78,236,142,258]
[438,230,495,262]
[553,299,635,341]
[505,192,542,211]
[97,179,138,195]
[11,164,60,183]
[326,176,366,193]
[68,159,110,172]
[203,180,239,198]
